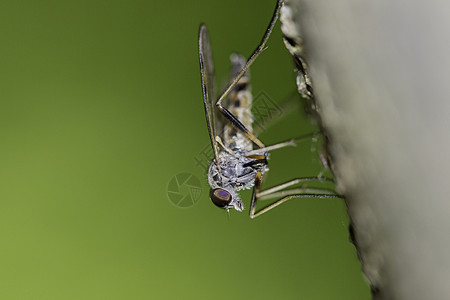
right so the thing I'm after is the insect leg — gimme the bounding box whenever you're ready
[250,173,342,219]
[244,131,320,156]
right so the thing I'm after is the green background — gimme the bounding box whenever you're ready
[0,0,370,299]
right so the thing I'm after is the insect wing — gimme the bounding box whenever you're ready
[199,24,220,166]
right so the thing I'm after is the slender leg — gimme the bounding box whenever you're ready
[256,177,334,198]
[249,171,342,219]
[245,131,320,156]
[250,171,264,219]
[215,0,283,149]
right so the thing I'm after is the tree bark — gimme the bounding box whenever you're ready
[282,1,450,299]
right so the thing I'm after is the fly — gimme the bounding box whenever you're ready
[198,0,342,218]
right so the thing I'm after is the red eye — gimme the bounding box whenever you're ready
[210,188,232,208]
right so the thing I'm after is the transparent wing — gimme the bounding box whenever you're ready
[199,24,220,166]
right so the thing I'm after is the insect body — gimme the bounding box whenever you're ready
[199,0,341,218]
[207,54,268,212]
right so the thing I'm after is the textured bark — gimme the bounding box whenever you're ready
[282,1,450,299]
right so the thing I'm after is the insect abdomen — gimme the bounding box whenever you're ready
[224,54,254,151]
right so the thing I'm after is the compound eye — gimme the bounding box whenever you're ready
[210,188,232,208]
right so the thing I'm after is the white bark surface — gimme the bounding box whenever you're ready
[283,1,450,299]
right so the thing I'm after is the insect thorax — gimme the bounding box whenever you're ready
[208,150,267,193]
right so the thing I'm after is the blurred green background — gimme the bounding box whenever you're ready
[0,0,370,299]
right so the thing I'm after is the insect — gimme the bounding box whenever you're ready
[198,0,341,218]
